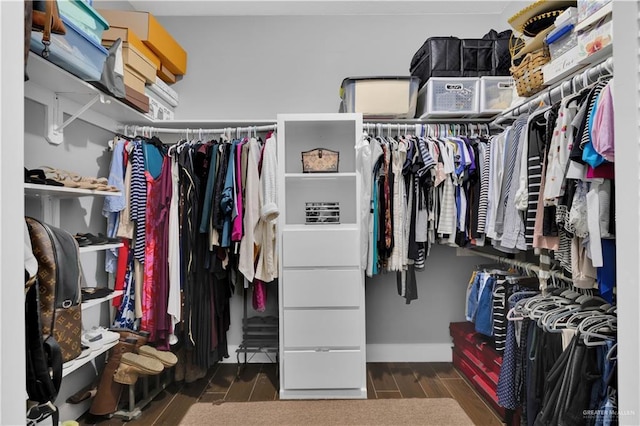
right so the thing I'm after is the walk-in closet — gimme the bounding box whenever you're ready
[2,0,638,424]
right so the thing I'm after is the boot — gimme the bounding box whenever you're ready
[109,328,150,352]
[184,350,207,383]
[174,347,186,382]
[89,338,137,416]
[113,353,164,385]
[139,345,178,367]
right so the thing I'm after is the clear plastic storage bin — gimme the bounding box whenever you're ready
[58,0,109,46]
[479,77,515,115]
[417,77,479,118]
[546,28,578,61]
[340,76,420,119]
[30,15,108,82]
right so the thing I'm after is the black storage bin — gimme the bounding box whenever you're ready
[410,37,462,86]
[462,38,494,76]
[410,29,513,88]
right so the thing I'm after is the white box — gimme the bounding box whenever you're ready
[340,77,419,119]
[479,77,515,115]
[577,8,612,61]
[145,90,175,121]
[417,77,479,118]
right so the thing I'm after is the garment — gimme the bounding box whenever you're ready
[231,139,246,242]
[167,154,181,342]
[592,80,614,162]
[238,138,262,283]
[103,139,127,273]
[255,134,279,282]
[117,142,135,239]
[130,140,147,263]
[477,142,490,234]
[357,134,373,269]
[388,139,407,272]
[474,276,495,336]
[486,130,509,240]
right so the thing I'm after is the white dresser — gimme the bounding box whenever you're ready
[277,113,367,399]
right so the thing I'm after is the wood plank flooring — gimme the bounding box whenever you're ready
[79,362,502,426]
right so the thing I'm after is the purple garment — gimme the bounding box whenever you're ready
[152,155,173,350]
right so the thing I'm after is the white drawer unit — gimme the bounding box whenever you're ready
[282,228,360,268]
[283,350,364,390]
[278,113,367,399]
[282,269,362,308]
[283,309,362,348]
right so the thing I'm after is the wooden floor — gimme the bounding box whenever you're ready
[80,362,502,426]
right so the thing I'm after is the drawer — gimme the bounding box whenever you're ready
[283,350,364,390]
[283,269,362,308]
[283,309,361,348]
[282,228,359,267]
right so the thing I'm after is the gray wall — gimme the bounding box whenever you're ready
[157,12,497,352]
[160,12,504,120]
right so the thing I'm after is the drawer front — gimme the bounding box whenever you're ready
[283,309,361,348]
[283,350,364,390]
[282,229,359,267]
[283,269,362,308]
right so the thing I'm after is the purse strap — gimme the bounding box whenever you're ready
[41,0,53,58]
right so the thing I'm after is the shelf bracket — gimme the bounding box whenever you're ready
[45,93,110,145]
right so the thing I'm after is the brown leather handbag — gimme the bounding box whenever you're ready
[26,217,84,363]
[31,0,66,58]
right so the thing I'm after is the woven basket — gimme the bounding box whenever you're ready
[510,47,550,98]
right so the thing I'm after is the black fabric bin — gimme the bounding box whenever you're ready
[410,29,513,88]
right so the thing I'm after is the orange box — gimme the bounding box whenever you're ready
[102,26,160,70]
[98,9,187,75]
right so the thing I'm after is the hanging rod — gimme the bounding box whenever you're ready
[493,56,613,125]
[121,123,277,138]
[459,249,573,284]
[363,122,491,136]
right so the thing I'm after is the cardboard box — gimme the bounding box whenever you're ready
[123,44,156,84]
[158,63,177,84]
[102,26,160,69]
[98,9,187,75]
[122,84,149,113]
[124,66,146,94]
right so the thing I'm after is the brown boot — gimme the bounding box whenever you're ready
[139,345,178,367]
[109,328,150,352]
[89,338,137,416]
[113,353,164,385]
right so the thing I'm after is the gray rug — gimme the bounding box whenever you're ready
[179,398,474,425]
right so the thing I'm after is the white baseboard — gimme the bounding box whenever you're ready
[365,343,453,362]
[221,344,453,364]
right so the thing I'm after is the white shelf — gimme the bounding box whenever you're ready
[78,242,124,254]
[285,172,356,179]
[26,53,153,127]
[82,290,124,311]
[62,339,118,378]
[24,183,122,198]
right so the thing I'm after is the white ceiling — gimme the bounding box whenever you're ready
[124,0,510,17]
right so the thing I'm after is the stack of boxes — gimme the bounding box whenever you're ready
[98,9,186,117]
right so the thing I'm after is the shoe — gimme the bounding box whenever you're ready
[184,350,207,383]
[109,328,150,352]
[89,339,136,416]
[139,345,178,367]
[113,353,164,385]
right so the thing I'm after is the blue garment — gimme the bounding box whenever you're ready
[466,272,483,321]
[583,92,606,168]
[474,276,495,336]
[497,293,532,410]
[103,139,127,273]
[199,142,218,233]
[597,239,616,304]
